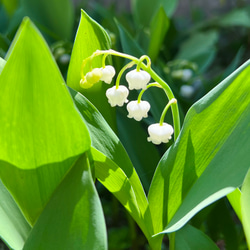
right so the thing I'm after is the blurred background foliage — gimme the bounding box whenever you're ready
[0,0,250,249]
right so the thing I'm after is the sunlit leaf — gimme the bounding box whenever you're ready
[0,179,31,250]
[227,188,242,222]
[67,10,116,129]
[0,18,90,225]
[23,154,107,250]
[148,60,250,235]
[68,88,157,244]
[0,57,6,74]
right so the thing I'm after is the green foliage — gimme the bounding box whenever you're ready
[148,60,250,235]
[67,9,116,129]
[175,224,219,250]
[0,18,90,225]
[0,1,250,250]
[0,179,31,250]
[23,154,107,250]
[241,169,250,248]
[131,0,178,27]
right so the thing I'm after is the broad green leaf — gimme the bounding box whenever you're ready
[206,199,239,250]
[116,20,145,58]
[21,0,74,40]
[241,168,250,248]
[148,60,250,235]
[68,88,156,242]
[131,0,178,28]
[175,224,219,250]
[221,47,245,80]
[23,154,107,250]
[176,30,218,72]
[148,7,169,62]
[0,57,6,74]
[0,179,31,250]
[0,18,90,225]
[1,0,18,16]
[227,188,242,222]
[67,10,116,129]
[117,109,161,191]
[218,8,250,28]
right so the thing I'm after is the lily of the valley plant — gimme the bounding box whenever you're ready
[1,9,250,250]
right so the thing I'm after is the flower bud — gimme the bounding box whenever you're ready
[127,100,150,121]
[86,68,103,84]
[147,123,174,145]
[106,85,129,107]
[100,65,116,84]
[126,69,151,90]
[180,85,194,98]
[80,78,93,89]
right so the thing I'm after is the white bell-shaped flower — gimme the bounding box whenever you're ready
[180,85,194,98]
[147,123,174,145]
[126,69,151,90]
[182,69,193,82]
[127,100,150,121]
[106,85,129,107]
[100,65,116,84]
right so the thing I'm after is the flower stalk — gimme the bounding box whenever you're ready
[80,49,181,141]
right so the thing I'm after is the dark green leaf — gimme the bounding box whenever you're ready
[175,224,219,250]
[131,0,178,27]
[20,0,74,40]
[148,7,170,62]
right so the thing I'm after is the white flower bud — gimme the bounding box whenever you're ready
[171,69,193,82]
[106,85,129,107]
[180,85,194,98]
[126,69,151,90]
[100,65,116,84]
[182,69,193,82]
[147,123,174,145]
[127,100,150,121]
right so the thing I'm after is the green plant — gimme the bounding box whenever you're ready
[0,7,250,250]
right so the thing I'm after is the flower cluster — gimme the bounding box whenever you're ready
[80,66,116,89]
[80,51,177,145]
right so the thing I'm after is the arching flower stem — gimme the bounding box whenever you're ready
[136,55,151,71]
[159,98,177,126]
[137,83,162,103]
[81,49,181,140]
[115,61,135,89]
[144,66,181,140]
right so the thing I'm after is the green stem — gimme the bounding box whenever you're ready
[136,55,151,71]
[142,66,181,140]
[137,82,161,103]
[81,49,181,140]
[159,99,177,126]
[115,61,135,89]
